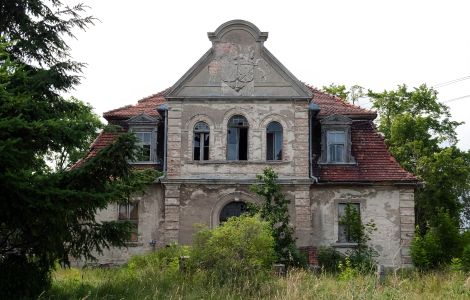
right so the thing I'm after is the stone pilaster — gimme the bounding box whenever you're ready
[294,185,312,247]
[163,183,181,244]
[399,188,415,266]
[167,101,182,177]
[293,102,309,177]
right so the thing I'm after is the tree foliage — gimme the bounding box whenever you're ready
[250,168,306,267]
[322,83,364,104]
[0,1,156,297]
[368,84,470,229]
[368,84,470,268]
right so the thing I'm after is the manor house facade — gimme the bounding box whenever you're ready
[86,20,417,268]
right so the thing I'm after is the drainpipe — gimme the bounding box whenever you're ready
[308,102,320,183]
[157,104,169,178]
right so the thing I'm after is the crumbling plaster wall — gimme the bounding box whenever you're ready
[82,184,164,265]
[310,185,413,268]
[166,99,309,179]
[177,184,298,245]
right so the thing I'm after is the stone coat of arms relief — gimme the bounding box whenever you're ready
[208,42,270,96]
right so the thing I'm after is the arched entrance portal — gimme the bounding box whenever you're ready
[219,201,247,223]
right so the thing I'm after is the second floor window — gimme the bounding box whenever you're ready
[327,131,346,163]
[194,122,210,161]
[135,132,152,161]
[266,121,283,161]
[227,115,249,161]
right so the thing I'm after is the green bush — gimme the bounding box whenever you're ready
[126,244,189,273]
[461,244,470,272]
[189,214,276,278]
[347,248,378,274]
[317,247,345,273]
[411,211,463,270]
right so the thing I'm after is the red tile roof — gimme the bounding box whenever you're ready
[71,130,123,168]
[80,85,416,183]
[103,89,168,120]
[306,85,377,119]
[319,121,416,182]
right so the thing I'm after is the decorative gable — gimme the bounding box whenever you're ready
[166,20,312,99]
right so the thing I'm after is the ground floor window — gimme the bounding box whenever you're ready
[338,202,360,243]
[219,201,247,224]
[118,202,139,242]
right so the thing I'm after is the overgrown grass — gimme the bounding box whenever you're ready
[44,261,470,299]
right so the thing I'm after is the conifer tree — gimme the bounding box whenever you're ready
[0,1,155,297]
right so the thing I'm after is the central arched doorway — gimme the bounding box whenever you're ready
[219,201,247,223]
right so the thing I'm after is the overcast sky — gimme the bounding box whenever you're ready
[65,0,470,150]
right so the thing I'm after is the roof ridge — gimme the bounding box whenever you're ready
[137,88,169,103]
[305,83,376,117]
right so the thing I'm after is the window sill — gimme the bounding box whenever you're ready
[130,161,158,165]
[331,242,358,248]
[187,160,291,165]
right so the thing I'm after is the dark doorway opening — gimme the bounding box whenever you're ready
[219,201,247,224]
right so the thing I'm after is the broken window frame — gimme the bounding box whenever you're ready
[193,121,210,161]
[337,202,360,243]
[134,131,153,162]
[227,115,249,161]
[266,121,283,161]
[118,202,139,242]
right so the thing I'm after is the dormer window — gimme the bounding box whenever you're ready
[126,114,159,163]
[135,132,152,161]
[318,115,355,165]
[327,131,346,163]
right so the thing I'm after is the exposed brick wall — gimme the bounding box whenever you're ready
[299,246,318,266]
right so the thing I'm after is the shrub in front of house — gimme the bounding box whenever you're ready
[411,211,464,270]
[317,246,345,273]
[189,214,276,278]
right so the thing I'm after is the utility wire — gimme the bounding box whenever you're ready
[442,94,470,103]
[434,75,470,88]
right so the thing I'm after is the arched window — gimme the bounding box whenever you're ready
[227,115,249,161]
[219,201,247,223]
[266,121,283,160]
[193,121,209,161]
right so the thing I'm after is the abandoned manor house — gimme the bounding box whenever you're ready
[83,20,417,268]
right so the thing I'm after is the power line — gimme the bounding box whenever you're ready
[434,75,470,88]
[442,94,470,103]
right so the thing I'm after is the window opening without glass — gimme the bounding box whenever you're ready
[266,121,283,160]
[227,115,249,161]
[338,202,360,243]
[193,122,210,161]
[135,132,152,161]
[219,201,247,224]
